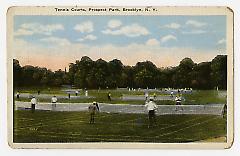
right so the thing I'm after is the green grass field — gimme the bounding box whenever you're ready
[13,88,227,143]
[13,110,227,143]
[15,88,226,105]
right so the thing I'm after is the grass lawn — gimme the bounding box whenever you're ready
[184,90,226,105]
[13,110,227,143]
[15,89,226,105]
[15,87,67,95]
[16,97,175,105]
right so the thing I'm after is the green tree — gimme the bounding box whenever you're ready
[121,66,134,88]
[108,59,123,88]
[133,61,158,88]
[13,59,22,87]
[211,55,227,89]
[94,58,109,88]
[173,58,196,88]
[191,62,212,89]
[74,56,94,88]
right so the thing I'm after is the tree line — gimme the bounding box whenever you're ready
[13,55,227,90]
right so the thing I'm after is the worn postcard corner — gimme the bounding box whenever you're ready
[7,6,234,149]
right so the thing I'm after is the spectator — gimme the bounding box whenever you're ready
[107,92,111,101]
[16,91,20,99]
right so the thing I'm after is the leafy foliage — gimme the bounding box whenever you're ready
[13,55,227,89]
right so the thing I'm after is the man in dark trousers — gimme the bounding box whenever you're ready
[107,92,111,101]
[51,95,57,111]
[88,102,100,124]
[31,96,37,113]
[175,95,183,111]
[16,91,20,99]
[145,98,158,128]
[75,90,79,96]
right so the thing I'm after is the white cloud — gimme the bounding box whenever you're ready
[40,37,71,46]
[14,28,34,36]
[84,34,97,40]
[13,38,223,71]
[163,23,181,29]
[145,38,160,46]
[74,21,94,33]
[160,35,177,43]
[77,34,97,42]
[107,20,122,29]
[217,38,226,45]
[14,23,64,36]
[102,23,150,37]
[186,20,207,28]
[182,30,206,34]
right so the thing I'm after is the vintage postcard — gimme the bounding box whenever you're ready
[7,6,233,149]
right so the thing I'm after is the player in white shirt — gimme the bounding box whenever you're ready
[145,98,158,128]
[144,91,149,101]
[175,95,183,111]
[16,91,20,99]
[51,95,57,110]
[75,90,79,96]
[31,96,37,113]
[88,101,100,124]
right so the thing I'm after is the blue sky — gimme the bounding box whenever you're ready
[13,15,226,70]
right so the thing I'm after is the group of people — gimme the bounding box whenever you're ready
[68,90,87,99]
[25,89,183,127]
[29,95,58,113]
